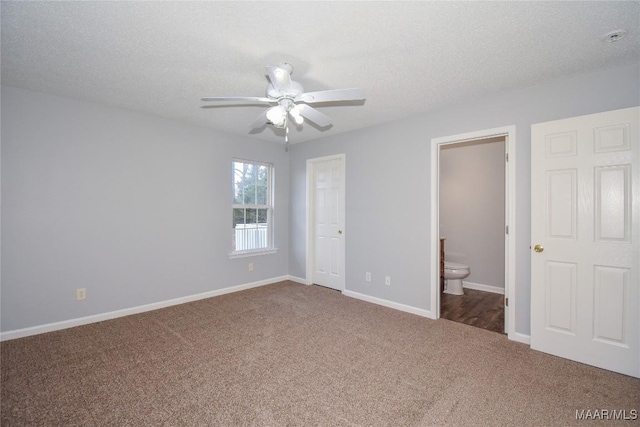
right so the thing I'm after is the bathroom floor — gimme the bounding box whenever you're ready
[440,288,504,334]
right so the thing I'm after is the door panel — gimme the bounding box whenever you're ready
[593,266,628,345]
[595,165,630,242]
[546,169,576,238]
[545,261,576,334]
[531,107,639,378]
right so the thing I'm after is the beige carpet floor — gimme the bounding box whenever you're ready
[1,281,639,426]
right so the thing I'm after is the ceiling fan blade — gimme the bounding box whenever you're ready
[297,88,365,104]
[298,105,332,128]
[201,96,274,105]
[249,110,269,129]
[265,65,292,91]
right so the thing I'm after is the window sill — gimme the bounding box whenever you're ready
[228,248,278,259]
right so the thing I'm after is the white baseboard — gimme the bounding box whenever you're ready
[510,332,531,345]
[343,290,434,319]
[0,275,290,342]
[2,275,527,345]
[286,275,308,285]
[463,281,505,295]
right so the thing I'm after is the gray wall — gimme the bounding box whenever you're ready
[2,61,639,336]
[1,86,289,331]
[289,61,640,336]
[440,138,505,290]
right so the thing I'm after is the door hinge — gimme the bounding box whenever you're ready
[506,225,509,235]
[505,297,508,307]
[506,153,509,162]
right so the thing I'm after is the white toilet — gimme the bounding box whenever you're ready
[443,262,470,295]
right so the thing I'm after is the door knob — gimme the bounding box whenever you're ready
[534,244,544,253]
[338,230,343,234]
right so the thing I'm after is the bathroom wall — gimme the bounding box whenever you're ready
[439,137,505,292]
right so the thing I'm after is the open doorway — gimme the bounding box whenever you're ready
[439,137,506,333]
[430,126,517,340]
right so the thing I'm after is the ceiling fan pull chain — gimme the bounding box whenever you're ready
[285,119,290,151]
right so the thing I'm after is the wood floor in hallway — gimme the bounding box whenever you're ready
[440,288,504,334]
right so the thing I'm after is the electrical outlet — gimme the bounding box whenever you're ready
[248,262,254,272]
[76,288,87,301]
[385,276,391,286]
[365,272,371,282]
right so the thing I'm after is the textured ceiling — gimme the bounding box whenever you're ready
[2,1,639,145]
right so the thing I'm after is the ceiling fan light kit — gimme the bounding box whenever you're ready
[266,105,287,128]
[201,63,365,148]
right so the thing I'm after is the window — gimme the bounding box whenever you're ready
[231,159,276,257]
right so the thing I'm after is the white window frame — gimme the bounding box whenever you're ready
[229,159,277,259]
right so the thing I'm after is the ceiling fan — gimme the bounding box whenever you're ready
[201,63,365,148]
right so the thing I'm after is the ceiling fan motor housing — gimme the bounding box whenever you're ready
[266,80,304,100]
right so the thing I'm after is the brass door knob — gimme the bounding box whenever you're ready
[338,230,343,234]
[534,244,544,253]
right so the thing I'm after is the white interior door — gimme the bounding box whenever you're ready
[531,107,639,377]
[312,157,345,291]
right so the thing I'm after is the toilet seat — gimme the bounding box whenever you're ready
[444,261,468,270]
